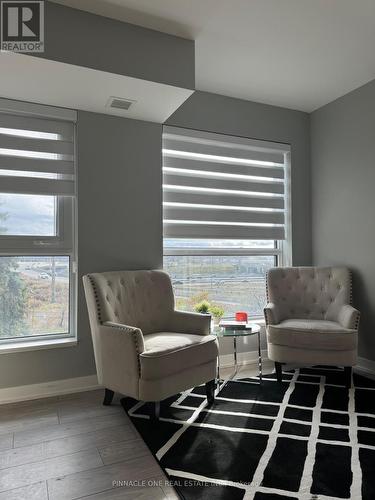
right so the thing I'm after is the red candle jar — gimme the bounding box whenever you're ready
[235,311,248,322]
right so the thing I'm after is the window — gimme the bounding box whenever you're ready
[0,99,77,344]
[162,126,291,321]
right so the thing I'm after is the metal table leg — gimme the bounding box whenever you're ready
[216,335,240,395]
[216,352,221,393]
[216,325,262,394]
[258,329,262,383]
[233,336,238,378]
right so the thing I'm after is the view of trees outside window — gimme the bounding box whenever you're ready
[164,239,277,321]
[0,198,70,339]
[0,256,70,339]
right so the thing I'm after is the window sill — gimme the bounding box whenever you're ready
[251,317,265,331]
[0,337,78,354]
[251,317,265,325]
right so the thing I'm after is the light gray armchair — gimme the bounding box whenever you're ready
[264,267,360,387]
[83,270,218,418]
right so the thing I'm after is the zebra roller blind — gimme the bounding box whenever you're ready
[0,100,76,197]
[163,126,290,240]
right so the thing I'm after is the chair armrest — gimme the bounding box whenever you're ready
[264,302,280,326]
[337,305,360,330]
[99,322,145,379]
[167,310,211,335]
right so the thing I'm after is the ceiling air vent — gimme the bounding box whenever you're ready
[106,96,136,111]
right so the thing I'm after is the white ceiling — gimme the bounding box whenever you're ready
[51,0,375,112]
[0,52,193,123]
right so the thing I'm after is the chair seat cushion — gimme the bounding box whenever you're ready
[140,333,218,380]
[267,319,357,351]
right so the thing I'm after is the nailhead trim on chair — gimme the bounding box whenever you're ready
[264,272,272,326]
[132,331,142,377]
[104,323,142,377]
[266,272,270,303]
[264,272,270,326]
[354,312,360,331]
[87,274,103,323]
[264,307,271,326]
[87,274,142,377]
[348,271,360,332]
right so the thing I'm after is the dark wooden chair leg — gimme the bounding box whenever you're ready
[275,362,282,384]
[103,388,115,406]
[205,379,215,405]
[344,367,352,389]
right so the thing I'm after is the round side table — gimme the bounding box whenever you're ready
[213,322,262,393]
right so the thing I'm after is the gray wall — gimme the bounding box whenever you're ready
[311,79,375,362]
[0,111,162,389]
[0,92,311,388]
[167,91,311,355]
[39,2,195,90]
[0,2,313,389]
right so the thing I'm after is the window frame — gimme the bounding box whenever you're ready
[163,243,280,320]
[163,149,292,319]
[0,102,77,348]
[0,196,72,251]
[0,254,76,345]
[0,205,77,347]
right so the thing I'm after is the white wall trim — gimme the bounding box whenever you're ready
[0,337,78,354]
[0,375,100,405]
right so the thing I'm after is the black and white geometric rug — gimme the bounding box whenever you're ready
[122,367,375,500]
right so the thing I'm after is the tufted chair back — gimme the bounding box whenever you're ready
[267,267,351,322]
[84,270,175,334]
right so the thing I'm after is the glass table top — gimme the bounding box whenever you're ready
[213,321,261,337]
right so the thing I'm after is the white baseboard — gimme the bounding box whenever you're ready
[0,375,100,405]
